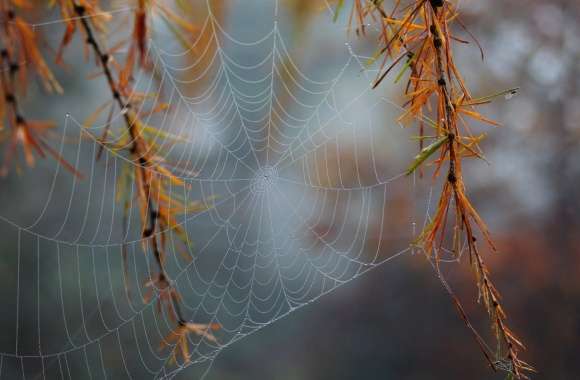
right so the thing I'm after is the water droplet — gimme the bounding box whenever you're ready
[121,107,129,115]
[504,89,518,100]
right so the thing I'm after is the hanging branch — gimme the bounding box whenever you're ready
[341,0,533,378]
[67,1,218,364]
[0,1,79,176]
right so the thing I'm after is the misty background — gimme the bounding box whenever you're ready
[0,0,578,379]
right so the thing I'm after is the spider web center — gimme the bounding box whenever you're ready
[251,165,278,194]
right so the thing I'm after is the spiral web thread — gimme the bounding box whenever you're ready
[0,1,444,378]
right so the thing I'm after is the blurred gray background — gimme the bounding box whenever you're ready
[0,0,579,379]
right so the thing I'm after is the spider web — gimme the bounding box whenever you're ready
[0,1,439,378]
